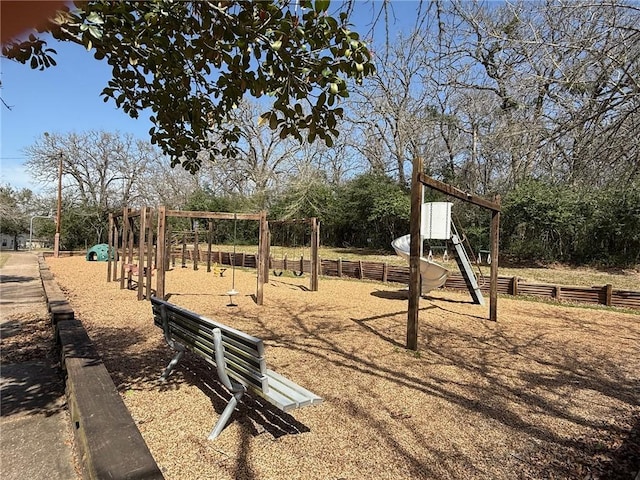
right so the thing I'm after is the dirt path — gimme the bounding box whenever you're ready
[47,256,639,480]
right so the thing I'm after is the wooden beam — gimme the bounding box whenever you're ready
[207,221,213,273]
[267,218,313,225]
[145,207,154,300]
[107,213,114,283]
[137,207,147,301]
[165,210,261,221]
[407,157,423,351]
[119,208,130,290]
[193,222,199,271]
[112,216,120,282]
[256,211,268,305]
[156,206,166,300]
[418,173,501,212]
[310,217,319,291]
[489,195,500,322]
[265,228,271,284]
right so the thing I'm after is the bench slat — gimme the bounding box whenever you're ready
[252,383,299,411]
[167,323,269,391]
[153,301,265,357]
[165,312,266,370]
[266,369,323,408]
[153,302,267,373]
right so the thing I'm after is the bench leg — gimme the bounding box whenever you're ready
[208,328,247,439]
[208,387,245,440]
[161,346,185,380]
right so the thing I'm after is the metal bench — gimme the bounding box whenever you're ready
[150,297,322,440]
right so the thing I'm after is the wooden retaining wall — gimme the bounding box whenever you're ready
[170,250,640,310]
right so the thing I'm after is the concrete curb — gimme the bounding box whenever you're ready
[38,254,164,480]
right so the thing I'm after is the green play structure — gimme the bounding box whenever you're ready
[86,243,114,262]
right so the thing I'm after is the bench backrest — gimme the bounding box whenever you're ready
[151,297,268,392]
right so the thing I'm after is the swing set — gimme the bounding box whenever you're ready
[155,207,269,305]
[405,158,501,351]
[267,217,320,292]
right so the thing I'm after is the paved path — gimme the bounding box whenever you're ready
[0,251,80,480]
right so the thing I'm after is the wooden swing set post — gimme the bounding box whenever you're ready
[156,206,166,298]
[310,217,320,291]
[181,232,187,268]
[405,161,502,351]
[207,221,213,273]
[109,207,155,300]
[107,212,115,283]
[107,211,122,283]
[193,222,199,271]
[120,207,131,291]
[407,157,423,351]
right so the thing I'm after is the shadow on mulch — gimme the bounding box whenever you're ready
[175,357,310,440]
[86,323,310,442]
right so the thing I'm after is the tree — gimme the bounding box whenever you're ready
[349,29,439,187]
[433,0,640,189]
[199,99,302,204]
[334,173,410,249]
[24,130,169,247]
[25,130,161,210]
[0,185,43,250]
[3,0,374,172]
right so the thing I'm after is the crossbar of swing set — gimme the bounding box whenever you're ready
[268,218,313,225]
[165,210,262,221]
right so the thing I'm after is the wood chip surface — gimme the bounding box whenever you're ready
[46,257,640,480]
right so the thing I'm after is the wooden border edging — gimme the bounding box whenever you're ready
[38,255,164,480]
[206,251,640,310]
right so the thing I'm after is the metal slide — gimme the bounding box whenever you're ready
[450,228,485,306]
[391,234,450,294]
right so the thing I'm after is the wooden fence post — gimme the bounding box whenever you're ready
[605,284,613,306]
[554,285,561,300]
[511,276,519,296]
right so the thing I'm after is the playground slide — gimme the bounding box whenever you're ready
[391,234,450,293]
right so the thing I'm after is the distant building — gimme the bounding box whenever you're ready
[0,233,28,250]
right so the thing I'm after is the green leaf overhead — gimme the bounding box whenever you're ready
[2,0,374,173]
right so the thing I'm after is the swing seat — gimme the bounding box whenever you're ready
[212,263,227,277]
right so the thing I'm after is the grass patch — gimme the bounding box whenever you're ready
[0,252,9,269]
[502,292,640,316]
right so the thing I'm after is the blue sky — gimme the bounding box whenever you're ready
[1,41,153,191]
[0,1,418,192]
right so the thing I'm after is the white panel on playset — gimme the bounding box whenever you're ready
[421,202,452,240]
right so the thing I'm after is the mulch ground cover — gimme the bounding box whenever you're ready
[46,256,639,480]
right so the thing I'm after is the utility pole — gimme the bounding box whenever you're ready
[54,151,62,257]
